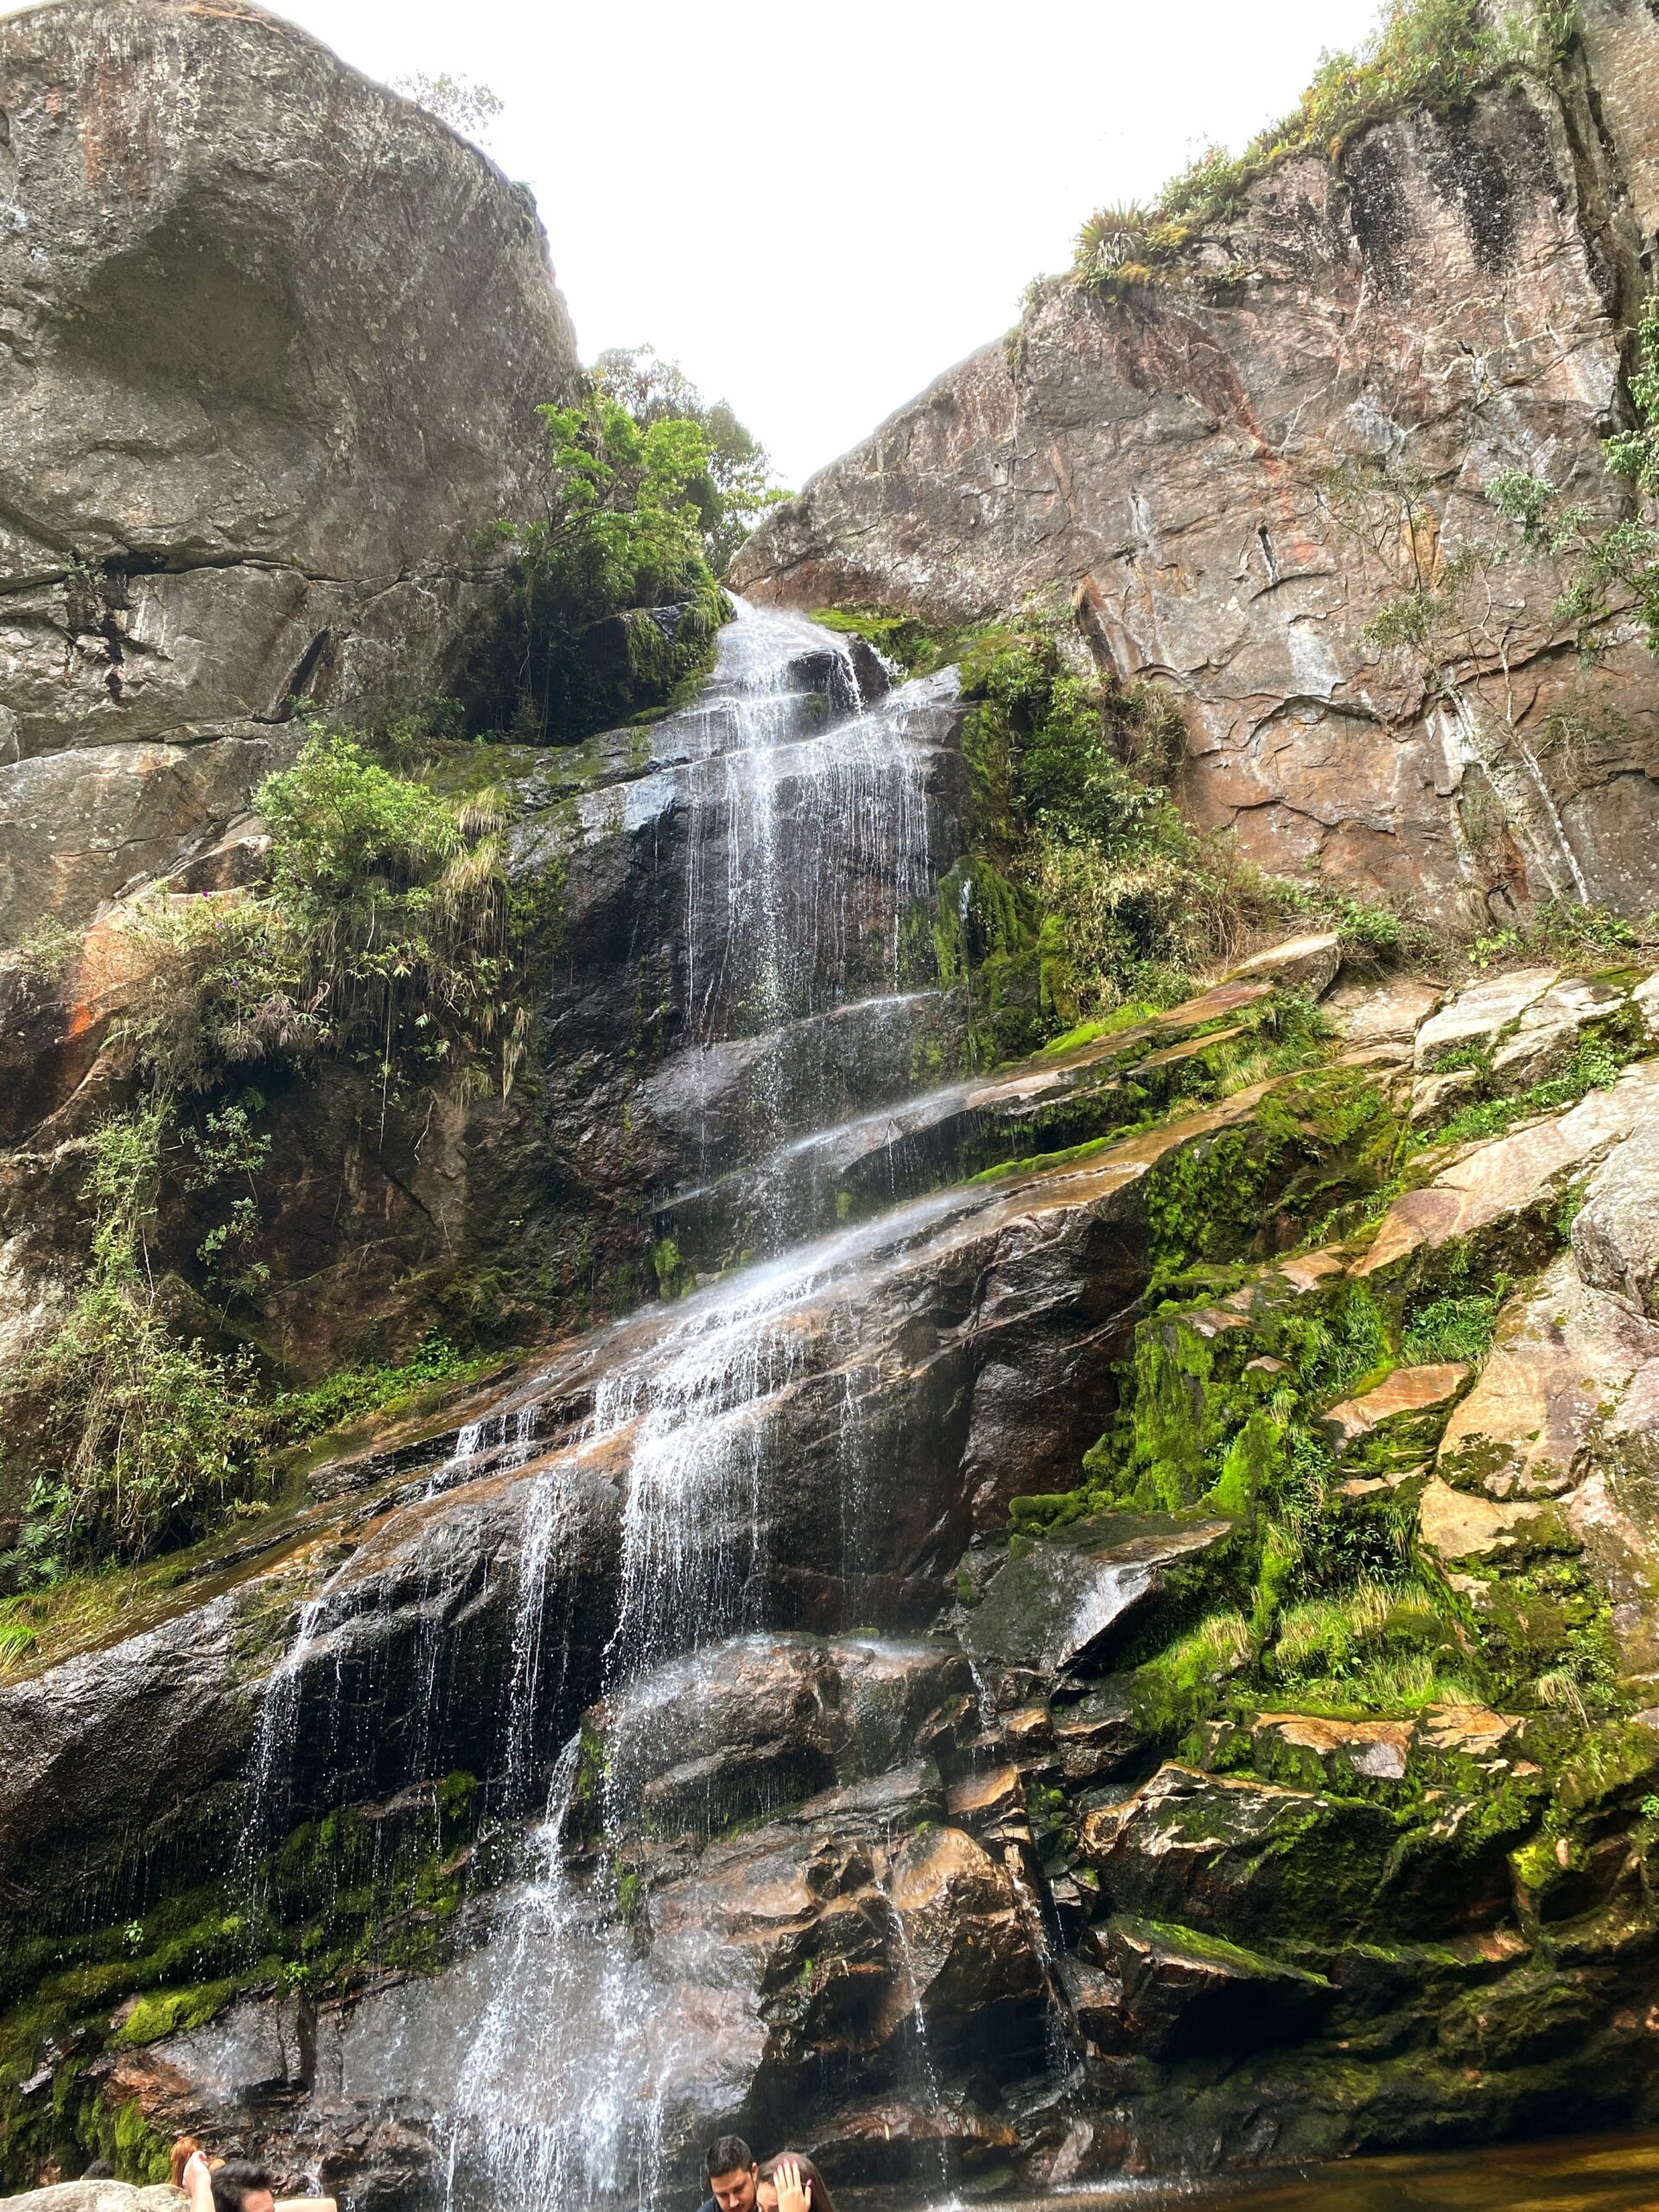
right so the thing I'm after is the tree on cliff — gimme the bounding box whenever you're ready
[592,345,786,573]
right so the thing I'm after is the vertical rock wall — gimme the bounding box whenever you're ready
[0,0,581,941]
[733,3,1659,923]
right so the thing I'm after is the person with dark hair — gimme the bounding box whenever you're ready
[758,2152,836,2212]
[700,2134,759,2212]
[180,2148,336,2212]
[206,2164,276,2212]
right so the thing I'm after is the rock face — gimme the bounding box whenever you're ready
[0,615,963,1386]
[733,2,1659,922]
[16,9,1659,2202]
[0,0,580,941]
[10,955,1659,2200]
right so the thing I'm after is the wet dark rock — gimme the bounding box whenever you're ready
[658,979,1274,1268]
[639,988,970,1189]
[802,2092,1017,2184]
[958,1512,1234,1676]
[1052,1681,1152,1784]
[1091,1913,1332,2056]
[0,1459,621,1943]
[588,1634,971,1844]
[1081,1764,1391,1937]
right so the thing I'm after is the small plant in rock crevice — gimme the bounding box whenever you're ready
[1491,302,1659,664]
[11,913,82,995]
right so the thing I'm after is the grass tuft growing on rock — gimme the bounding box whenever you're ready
[1071,0,1576,295]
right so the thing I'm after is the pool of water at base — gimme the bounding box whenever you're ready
[845,2129,1659,2212]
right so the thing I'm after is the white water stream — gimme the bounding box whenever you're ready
[243,604,987,2209]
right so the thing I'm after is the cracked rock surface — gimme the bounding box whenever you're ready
[733,0,1659,923]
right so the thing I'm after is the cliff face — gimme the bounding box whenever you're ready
[14,7,1659,2206]
[733,0,1659,925]
[0,0,594,1384]
[0,0,579,941]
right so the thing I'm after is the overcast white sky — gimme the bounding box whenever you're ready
[35,0,1389,485]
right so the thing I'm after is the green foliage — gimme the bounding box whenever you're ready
[1403,1290,1500,1366]
[1471,896,1648,969]
[16,1111,270,1567]
[810,606,951,675]
[0,1779,486,2186]
[107,737,524,1111]
[109,1980,238,2050]
[1,732,546,1570]
[257,735,524,1100]
[649,1236,695,1302]
[1129,1611,1253,1735]
[12,913,81,993]
[270,1332,483,1443]
[1491,302,1659,658]
[592,344,788,572]
[184,1100,271,1306]
[110,2101,171,2186]
[1433,1027,1640,1147]
[1263,1579,1473,1709]
[936,630,1276,1052]
[473,391,731,741]
[391,70,502,142]
[1072,0,1574,291]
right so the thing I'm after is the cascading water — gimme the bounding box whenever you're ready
[241,602,977,2209]
[440,609,962,2203]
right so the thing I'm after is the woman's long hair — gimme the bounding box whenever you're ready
[759,2154,838,2212]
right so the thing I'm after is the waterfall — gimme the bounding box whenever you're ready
[238,602,973,2210]
[448,607,962,2207]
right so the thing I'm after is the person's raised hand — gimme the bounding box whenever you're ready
[772,2159,811,2212]
[182,2155,213,2191]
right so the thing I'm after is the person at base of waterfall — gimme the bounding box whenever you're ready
[170,2139,206,2190]
[700,2134,760,2212]
[179,2145,337,2212]
[758,2152,838,2212]
[181,2154,276,2212]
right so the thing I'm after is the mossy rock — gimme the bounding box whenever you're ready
[1081,1762,1394,1942]
[1096,1911,1332,2055]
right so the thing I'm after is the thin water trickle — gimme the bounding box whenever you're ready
[436,1737,667,2210]
[237,1578,340,1908]
[879,1841,957,2203]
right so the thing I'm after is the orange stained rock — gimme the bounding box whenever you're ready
[1354,1061,1659,1277]
[1323,1362,1469,1449]
[1251,1712,1414,1779]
